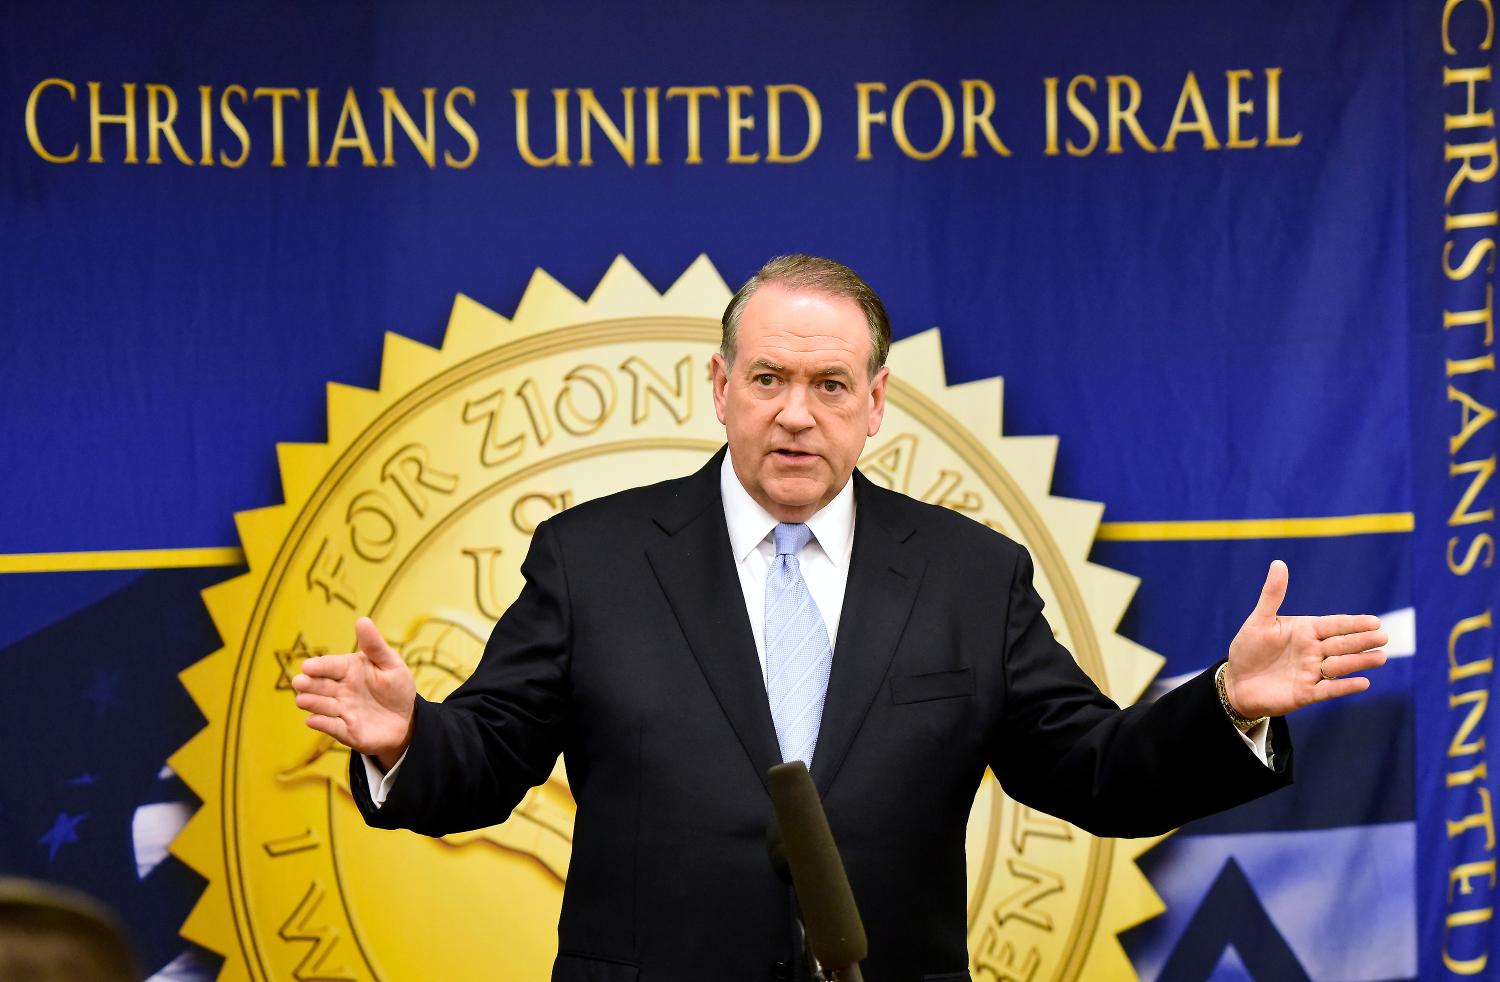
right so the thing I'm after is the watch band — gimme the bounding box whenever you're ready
[1215,663,1268,733]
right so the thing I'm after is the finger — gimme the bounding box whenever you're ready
[304,713,351,745]
[1313,675,1371,702]
[1321,628,1389,658]
[302,653,349,681]
[1313,613,1382,641]
[1320,649,1387,678]
[294,692,343,718]
[355,617,405,671]
[1249,560,1288,624]
[290,674,339,698]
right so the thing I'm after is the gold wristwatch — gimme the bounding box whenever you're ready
[1215,663,1268,733]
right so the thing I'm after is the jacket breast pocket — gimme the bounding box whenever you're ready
[890,667,974,704]
[552,952,640,981]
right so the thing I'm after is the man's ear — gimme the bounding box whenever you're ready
[710,352,730,425]
[867,366,890,437]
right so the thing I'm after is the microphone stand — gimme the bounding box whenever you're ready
[796,916,863,982]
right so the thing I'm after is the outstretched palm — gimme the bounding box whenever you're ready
[1225,560,1388,719]
[291,617,417,770]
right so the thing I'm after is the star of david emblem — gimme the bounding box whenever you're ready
[273,633,325,690]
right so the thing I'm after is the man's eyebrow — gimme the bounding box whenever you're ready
[813,364,854,380]
[744,357,786,375]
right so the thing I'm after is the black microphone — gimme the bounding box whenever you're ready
[767,761,866,981]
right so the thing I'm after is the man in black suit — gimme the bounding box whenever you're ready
[292,255,1387,980]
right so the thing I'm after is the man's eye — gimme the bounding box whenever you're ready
[755,374,777,386]
[820,379,845,393]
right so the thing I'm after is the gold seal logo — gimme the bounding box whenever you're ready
[171,256,1166,980]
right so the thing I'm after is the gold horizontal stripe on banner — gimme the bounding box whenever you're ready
[0,511,1415,571]
[1096,512,1415,541]
[0,546,247,573]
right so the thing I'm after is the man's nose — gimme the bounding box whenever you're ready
[775,384,815,431]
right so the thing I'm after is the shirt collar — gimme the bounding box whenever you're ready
[720,451,856,567]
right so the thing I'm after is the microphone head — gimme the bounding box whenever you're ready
[767,761,867,967]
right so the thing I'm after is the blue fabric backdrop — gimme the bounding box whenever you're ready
[1,2,1480,978]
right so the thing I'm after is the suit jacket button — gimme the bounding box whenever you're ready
[771,960,791,980]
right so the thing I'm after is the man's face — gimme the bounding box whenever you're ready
[711,283,888,522]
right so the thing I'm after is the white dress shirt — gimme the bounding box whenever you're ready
[719,452,855,679]
[365,451,1264,804]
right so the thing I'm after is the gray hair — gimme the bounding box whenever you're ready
[720,254,892,377]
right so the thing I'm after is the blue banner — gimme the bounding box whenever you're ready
[0,2,1446,978]
[1412,0,1500,978]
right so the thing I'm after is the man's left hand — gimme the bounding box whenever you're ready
[1225,559,1388,719]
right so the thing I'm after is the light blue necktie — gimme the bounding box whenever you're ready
[765,522,833,767]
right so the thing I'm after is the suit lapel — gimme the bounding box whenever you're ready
[811,472,925,796]
[646,451,783,792]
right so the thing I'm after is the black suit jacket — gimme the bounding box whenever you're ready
[352,448,1291,981]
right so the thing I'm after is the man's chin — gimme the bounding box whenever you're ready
[760,477,829,517]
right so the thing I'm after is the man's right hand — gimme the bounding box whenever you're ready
[292,617,416,772]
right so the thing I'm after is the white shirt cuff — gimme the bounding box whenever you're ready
[362,749,409,807]
[1237,717,1271,766]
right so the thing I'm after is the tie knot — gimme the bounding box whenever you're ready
[773,522,813,557]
